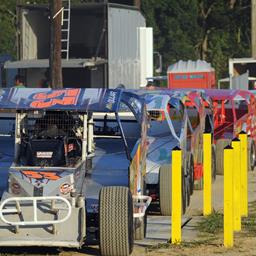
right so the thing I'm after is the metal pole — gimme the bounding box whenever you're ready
[171,148,182,244]
[231,138,241,231]
[239,133,248,217]
[224,146,234,248]
[252,0,256,57]
[49,0,63,88]
[203,133,212,216]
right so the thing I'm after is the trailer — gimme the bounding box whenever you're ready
[4,2,153,89]
[0,88,151,256]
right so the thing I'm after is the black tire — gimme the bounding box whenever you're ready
[182,171,187,214]
[216,139,231,175]
[159,165,172,216]
[159,165,186,215]
[248,138,256,172]
[99,186,134,256]
[187,154,194,196]
[212,144,217,182]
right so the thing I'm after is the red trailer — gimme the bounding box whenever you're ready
[167,60,216,89]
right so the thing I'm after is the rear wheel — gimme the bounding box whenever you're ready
[187,154,194,195]
[99,186,134,256]
[216,139,231,175]
[212,144,217,182]
[248,138,256,172]
[159,165,172,216]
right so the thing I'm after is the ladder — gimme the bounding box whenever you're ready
[61,0,71,60]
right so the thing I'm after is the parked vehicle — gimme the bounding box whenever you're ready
[0,88,151,256]
[140,89,214,215]
[205,89,256,173]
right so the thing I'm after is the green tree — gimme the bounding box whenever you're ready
[0,0,16,57]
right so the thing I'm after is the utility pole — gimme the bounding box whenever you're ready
[252,0,256,58]
[134,0,141,9]
[49,0,63,88]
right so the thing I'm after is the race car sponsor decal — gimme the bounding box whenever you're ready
[60,183,72,195]
[21,170,61,182]
[36,151,53,158]
[11,182,21,195]
[30,89,81,108]
[106,90,117,110]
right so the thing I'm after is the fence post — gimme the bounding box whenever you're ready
[239,132,248,217]
[231,138,241,231]
[203,133,212,216]
[224,145,234,248]
[171,147,182,244]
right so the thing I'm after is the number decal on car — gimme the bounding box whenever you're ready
[21,171,61,181]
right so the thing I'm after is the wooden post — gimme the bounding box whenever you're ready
[171,148,182,244]
[224,146,234,248]
[49,0,63,88]
[203,133,212,216]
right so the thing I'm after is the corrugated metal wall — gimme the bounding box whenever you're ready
[108,7,145,89]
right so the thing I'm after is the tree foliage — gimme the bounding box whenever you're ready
[141,0,251,78]
[0,0,252,78]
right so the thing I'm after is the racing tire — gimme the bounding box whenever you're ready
[99,186,134,256]
[182,170,188,214]
[159,165,172,216]
[248,138,256,172]
[212,144,217,182]
[216,139,231,175]
[187,154,194,196]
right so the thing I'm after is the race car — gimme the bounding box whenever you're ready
[140,89,214,216]
[205,89,256,173]
[0,88,151,256]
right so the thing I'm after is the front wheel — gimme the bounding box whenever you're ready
[212,144,217,182]
[216,139,231,175]
[99,186,134,256]
[248,138,256,172]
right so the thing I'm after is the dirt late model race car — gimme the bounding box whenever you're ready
[0,88,151,256]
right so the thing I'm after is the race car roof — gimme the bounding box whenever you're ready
[136,89,205,111]
[0,88,144,121]
[204,89,253,102]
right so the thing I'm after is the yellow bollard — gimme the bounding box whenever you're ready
[203,133,212,216]
[231,138,241,231]
[224,145,234,248]
[171,148,182,244]
[239,133,248,217]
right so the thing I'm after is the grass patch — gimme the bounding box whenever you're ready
[197,211,223,234]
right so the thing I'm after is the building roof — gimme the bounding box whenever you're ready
[167,60,215,73]
[4,58,107,69]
